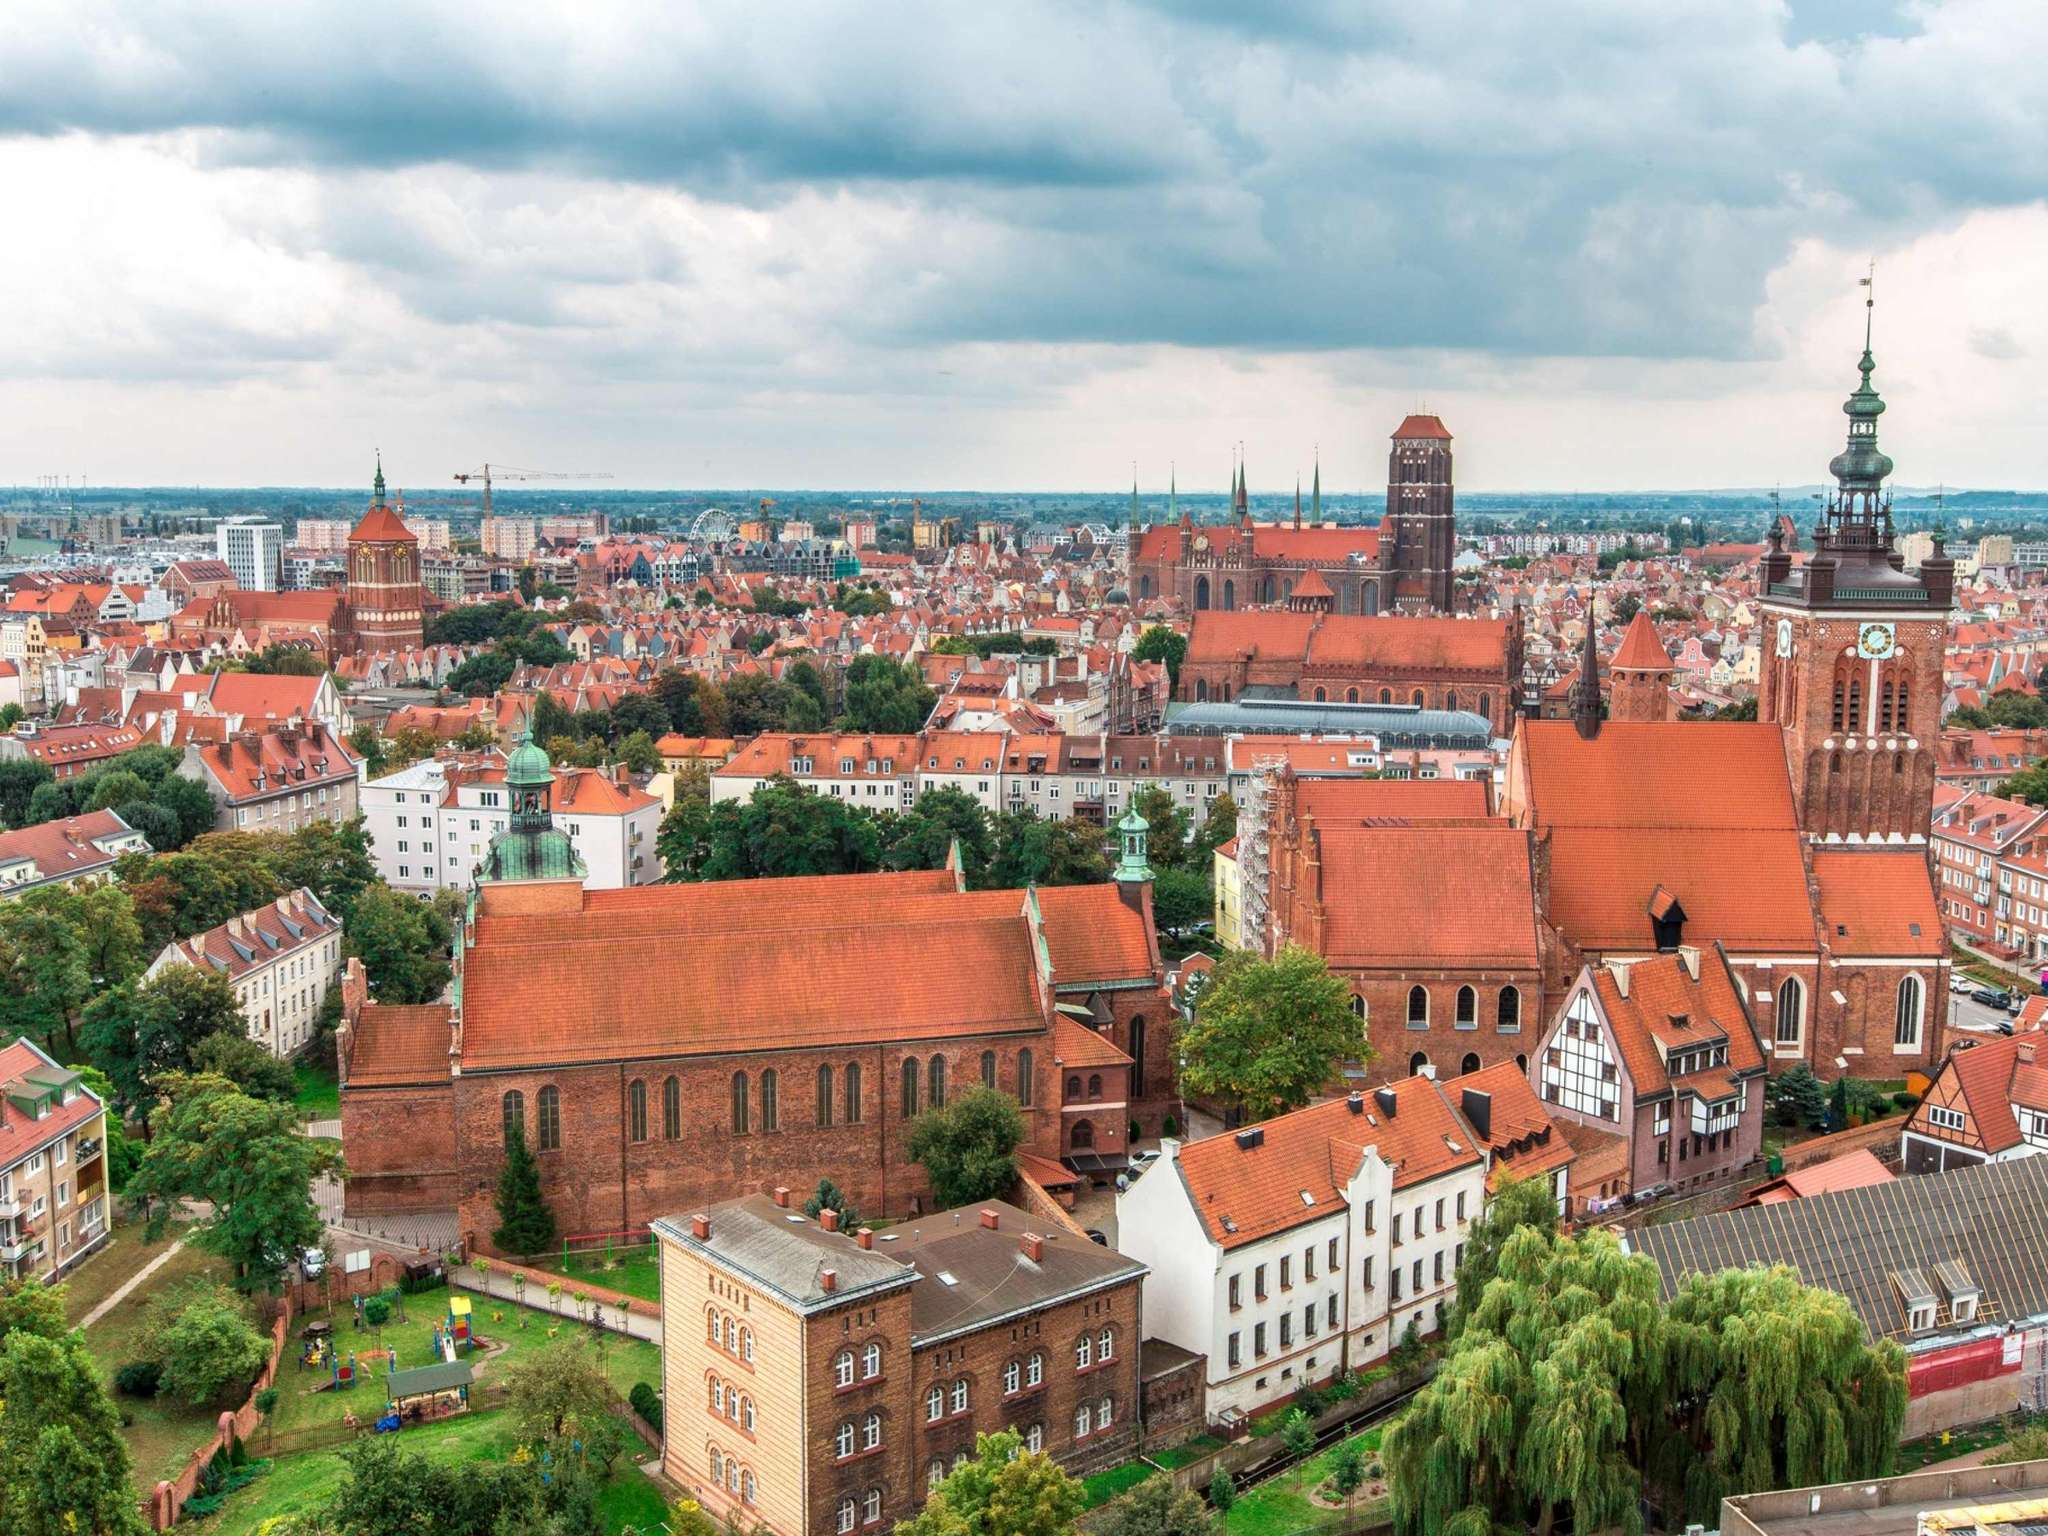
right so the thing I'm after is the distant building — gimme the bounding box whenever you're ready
[145,888,342,1058]
[343,459,426,653]
[176,720,359,834]
[0,810,150,898]
[0,1039,113,1283]
[215,517,284,592]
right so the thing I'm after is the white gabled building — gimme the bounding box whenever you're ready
[362,748,664,894]
[1116,1074,1492,1427]
[144,887,342,1058]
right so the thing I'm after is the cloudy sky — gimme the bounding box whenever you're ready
[3,0,2044,493]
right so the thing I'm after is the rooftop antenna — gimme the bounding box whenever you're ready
[1860,259,1876,353]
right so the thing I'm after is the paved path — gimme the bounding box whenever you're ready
[454,1265,660,1343]
[79,1237,186,1330]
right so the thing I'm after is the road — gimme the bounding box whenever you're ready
[1945,985,2026,1041]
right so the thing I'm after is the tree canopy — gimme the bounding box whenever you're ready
[0,1285,149,1536]
[898,1429,1085,1536]
[1176,945,1364,1119]
[1132,625,1189,686]
[907,1085,1026,1210]
[839,653,936,733]
[345,881,453,1004]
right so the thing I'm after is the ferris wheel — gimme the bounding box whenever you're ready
[690,508,738,543]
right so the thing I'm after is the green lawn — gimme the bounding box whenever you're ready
[1083,1459,1161,1508]
[61,1213,193,1326]
[1151,1434,1227,1470]
[293,1061,341,1121]
[527,1243,663,1304]
[597,1464,676,1534]
[1225,1425,1389,1536]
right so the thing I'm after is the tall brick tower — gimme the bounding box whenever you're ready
[1757,304,1953,844]
[1608,610,1678,722]
[1376,414,1455,613]
[345,456,425,653]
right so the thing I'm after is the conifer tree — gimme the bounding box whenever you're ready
[493,1121,557,1256]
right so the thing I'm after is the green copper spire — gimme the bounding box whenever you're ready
[1130,466,1139,530]
[1828,270,1893,498]
[372,451,387,504]
[1311,449,1321,521]
[1114,804,1154,884]
[482,728,587,885]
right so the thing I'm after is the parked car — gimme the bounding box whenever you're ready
[1950,974,1976,995]
[1972,986,2013,1010]
[1997,1020,2017,1036]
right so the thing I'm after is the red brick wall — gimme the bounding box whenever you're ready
[803,1292,918,1536]
[340,1082,458,1214]
[1352,973,1547,1085]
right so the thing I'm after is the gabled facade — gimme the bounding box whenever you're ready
[145,887,342,1058]
[0,1039,112,1283]
[1901,1033,2048,1174]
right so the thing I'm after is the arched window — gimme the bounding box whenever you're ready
[1477,692,1491,719]
[760,1069,779,1131]
[1776,976,1804,1048]
[1129,1018,1145,1098]
[1067,1075,1082,1099]
[1194,678,1209,702]
[1445,690,1459,712]
[840,1496,859,1534]
[627,1079,648,1143]
[846,1062,863,1123]
[1195,575,1210,610]
[1411,689,1425,707]
[1895,974,1924,1050]
[1138,573,1153,600]
[901,1057,920,1118]
[1098,1326,1115,1361]
[1515,1053,1528,1073]
[1017,1048,1034,1106]
[731,1071,750,1134]
[501,1090,524,1144]
[929,1055,946,1109]
[981,1050,996,1089]
[1222,578,1235,610]
[663,1076,681,1140]
[1407,985,1428,1028]
[863,1488,881,1525]
[1461,1052,1481,1076]
[818,1065,835,1128]
[862,1411,881,1450]
[1087,1073,1103,1098]
[742,1397,756,1433]
[1456,986,1477,1029]
[1409,1051,1429,1076]
[1282,578,1294,600]
[1350,994,1366,1021]
[834,1350,855,1389]
[1313,686,1327,702]
[862,1342,881,1378]
[1497,986,1520,1032]
[1379,688,1392,704]
[536,1085,560,1151]
[1071,1119,1094,1149]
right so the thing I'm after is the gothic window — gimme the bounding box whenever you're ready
[1497,985,1520,1032]
[1445,690,1459,711]
[1017,1048,1033,1106]
[536,1086,560,1150]
[1313,687,1327,702]
[1195,576,1210,610]
[731,1071,750,1134]
[1129,1018,1145,1097]
[1071,1119,1094,1149]
[663,1076,681,1139]
[1456,986,1477,1029]
[1195,679,1209,703]
[818,1065,835,1128]
[1847,677,1863,732]
[1895,974,1924,1050]
[627,1079,648,1143]
[1407,985,1428,1029]
[1067,1075,1082,1099]
[1477,692,1491,719]
[1139,574,1152,600]
[1411,690,1425,707]
[501,1090,524,1144]
[1776,977,1804,1048]
[760,1069,779,1132]
[981,1050,996,1089]
[929,1056,946,1109]
[1346,687,1359,703]
[1350,994,1366,1021]
[1262,576,1275,604]
[1409,1051,1429,1077]
[1831,676,1847,732]
[846,1062,863,1123]
[1283,578,1294,600]
[901,1057,920,1117]
[1462,1052,1481,1075]
[1223,579,1235,610]
[1379,688,1392,704]
[1087,1073,1102,1098]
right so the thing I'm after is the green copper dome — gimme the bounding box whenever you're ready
[479,730,586,886]
[505,728,553,789]
[1828,347,1895,490]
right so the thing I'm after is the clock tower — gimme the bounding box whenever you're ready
[1757,314,1953,844]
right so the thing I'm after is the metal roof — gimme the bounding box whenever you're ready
[385,1360,474,1399]
[1164,698,1497,747]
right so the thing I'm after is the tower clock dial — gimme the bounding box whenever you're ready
[1775,619,1792,658]
[1856,621,1896,660]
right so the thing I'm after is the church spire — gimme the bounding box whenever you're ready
[1234,447,1249,525]
[1130,465,1139,531]
[1311,449,1321,522]
[1293,474,1302,531]
[372,451,386,505]
[1573,615,1602,741]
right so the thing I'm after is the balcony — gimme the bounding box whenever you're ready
[1,1226,42,1265]
[75,1136,103,1166]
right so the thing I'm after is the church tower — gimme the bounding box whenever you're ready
[1377,415,1455,613]
[345,456,426,654]
[1608,610,1678,722]
[1757,304,1953,844]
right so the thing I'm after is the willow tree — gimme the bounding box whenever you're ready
[1384,1223,1661,1536]
[1444,1170,1560,1340]
[1645,1265,1905,1525]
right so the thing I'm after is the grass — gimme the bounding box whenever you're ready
[1897,1412,2048,1472]
[597,1463,676,1534]
[293,1061,341,1121]
[1083,1459,1161,1508]
[83,1237,241,1486]
[1226,1425,1389,1536]
[527,1242,663,1304]
[61,1212,193,1326]
[1151,1434,1227,1470]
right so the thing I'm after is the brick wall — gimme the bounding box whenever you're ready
[340,1081,458,1214]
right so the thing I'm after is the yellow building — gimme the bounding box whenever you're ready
[1213,837,1244,950]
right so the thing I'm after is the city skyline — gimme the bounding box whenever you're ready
[4,1,2046,492]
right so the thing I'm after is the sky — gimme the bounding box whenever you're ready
[2,0,2045,494]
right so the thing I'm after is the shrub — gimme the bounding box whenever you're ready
[1292,1383,1330,1418]
[1895,1092,1922,1112]
[1280,1407,1315,1456]
[114,1359,163,1397]
[630,1380,664,1432]
[1162,1116,1180,1137]
[1129,1118,1142,1140]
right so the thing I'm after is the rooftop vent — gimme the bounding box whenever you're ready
[1461,1088,1493,1142]
[1374,1087,1397,1118]
[1235,1128,1265,1151]
[1346,1092,1364,1115]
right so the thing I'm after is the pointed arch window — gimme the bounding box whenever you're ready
[901,1057,920,1118]
[1128,1018,1146,1098]
[1455,986,1477,1029]
[501,1089,524,1144]
[929,1056,946,1110]
[818,1065,835,1128]
[731,1071,750,1134]
[663,1075,681,1140]
[760,1069,779,1132]
[1016,1048,1034,1106]
[1406,985,1428,1029]
[980,1050,996,1089]
[1776,977,1804,1048]
[846,1062,863,1123]
[627,1079,648,1143]
[536,1085,560,1151]
[1895,974,1924,1050]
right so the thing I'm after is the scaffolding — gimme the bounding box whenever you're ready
[1237,757,1286,958]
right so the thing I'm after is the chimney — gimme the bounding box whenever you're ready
[820,1207,840,1233]
[1677,945,1701,981]
[2019,1040,2037,1065]
[1374,1086,1398,1118]
[1613,964,1632,999]
[773,1185,791,1208]
[820,1268,837,1293]
[690,1214,710,1240]
[1346,1092,1364,1115]
[857,1227,873,1250]
[1022,1232,1044,1263]
[979,1208,1000,1231]
[1234,1127,1265,1151]
[1461,1088,1494,1142]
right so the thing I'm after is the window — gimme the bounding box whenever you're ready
[1088,1072,1103,1099]
[1254,1322,1267,1356]
[926,1384,944,1421]
[1928,1105,1965,1132]
[817,1065,834,1128]
[731,1072,750,1134]
[759,1069,779,1131]
[1407,986,1428,1029]
[1005,1359,1021,1394]
[1455,986,1477,1029]
[627,1079,648,1143]
[1130,1016,1146,1097]
[1228,1331,1242,1369]
[1895,974,1923,1050]
[981,1050,996,1089]
[1098,1395,1113,1429]
[837,1420,856,1458]
[951,1379,968,1415]
[1028,1352,1043,1386]
[927,1461,947,1494]
[1076,1334,1092,1369]
[1280,1314,1292,1348]
[840,1497,858,1533]
[929,1055,946,1109]
[1075,1403,1093,1437]
[663,1076,681,1139]
[1254,1264,1267,1299]
[863,1488,881,1525]
[1328,1236,1339,1269]
[863,1412,881,1450]
[902,1057,920,1118]
[1776,976,1804,1048]
[1071,1119,1095,1149]
[863,1342,881,1378]
[741,1327,752,1363]
[536,1086,560,1151]
[1497,986,1520,1032]
[1017,1048,1033,1106]
[1025,1423,1043,1453]
[1456,1191,1467,1222]
[835,1350,855,1389]
[501,1090,524,1143]
[1280,1255,1292,1288]
[1362,1256,1375,1288]
[847,1062,864,1123]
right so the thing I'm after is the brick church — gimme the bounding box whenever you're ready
[1127,415,1458,616]
[337,747,1179,1249]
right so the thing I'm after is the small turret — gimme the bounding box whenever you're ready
[1572,617,1602,740]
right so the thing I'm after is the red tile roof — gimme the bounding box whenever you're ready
[349,503,415,543]
[346,1003,454,1087]
[1174,1076,1484,1250]
[156,888,338,983]
[1185,611,1512,673]
[0,810,141,883]
[1442,1061,1575,1193]
[1294,776,1491,824]
[1391,414,1452,441]
[1053,1015,1132,1069]
[1744,1147,1895,1206]
[1586,949,1765,1103]
[0,1040,105,1163]
[1811,850,1947,957]
[1610,610,1673,671]
[1314,827,1541,968]
[187,721,357,802]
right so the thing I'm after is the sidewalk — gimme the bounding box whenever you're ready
[452,1263,660,1342]
[78,1237,187,1331]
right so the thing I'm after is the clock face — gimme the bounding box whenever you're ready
[1857,622,1897,660]
[1775,619,1792,658]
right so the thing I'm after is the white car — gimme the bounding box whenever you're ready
[1950,975,1975,995]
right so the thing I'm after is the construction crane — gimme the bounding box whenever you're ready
[454,463,613,518]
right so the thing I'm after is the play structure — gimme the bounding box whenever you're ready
[436,1294,474,1357]
[331,1350,358,1390]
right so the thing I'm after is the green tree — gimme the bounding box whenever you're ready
[1280,1408,1315,1456]
[888,785,995,885]
[1327,1440,1366,1509]
[149,1281,270,1407]
[1190,794,1239,868]
[318,1434,583,1536]
[272,818,380,921]
[191,1030,299,1101]
[617,729,662,774]
[0,700,22,733]
[254,1385,280,1449]
[0,887,94,1049]
[493,1120,558,1255]
[113,798,184,851]
[246,644,328,675]
[0,1329,150,1536]
[78,962,243,1122]
[1446,1171,1559,1339]
[991,813,1111,889]
[1177,946,1364,1119]
[803,1177,862,1234]
[150,773,223,846]
[661,776,887,883]
[346,881,452,1004]
[1150,866,1212,940]
[85,769,151,814]
[907,1085,1026,1210]
[838,654,936,733]
[448,649,516,697]
[347,723,388,778]
[1132,626,1189,687]
[499,1338,614,1449]
[1768,1062,1828,1130]
[362,1294,391,1347]
[1131,785,1190,869]
[1101,1473,1216,1536]
[1207,1470,1236,1526]
[72,880,146,991]
[127,1072,344,1292]
[900,1429,1085,1536]
[0,757,54,827]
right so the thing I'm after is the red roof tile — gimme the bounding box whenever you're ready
[1610,610,1673,671]
[1586,949,1765,1102]
[349,503,415,543]
[1314,827,1541,968]
[1811,850,1946,957]
[1391,414,1452,441]
[347,1003,453,1087]
[1442,1060,1575,1192]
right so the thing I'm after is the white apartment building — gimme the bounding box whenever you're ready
[1116,1075,1492,1425]
[216,517,284,591]
[480,516,539,559]
[145,888,342,1058]
[0,1040,112,1283]
[291,518,356,554]
[363,751,664,892]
